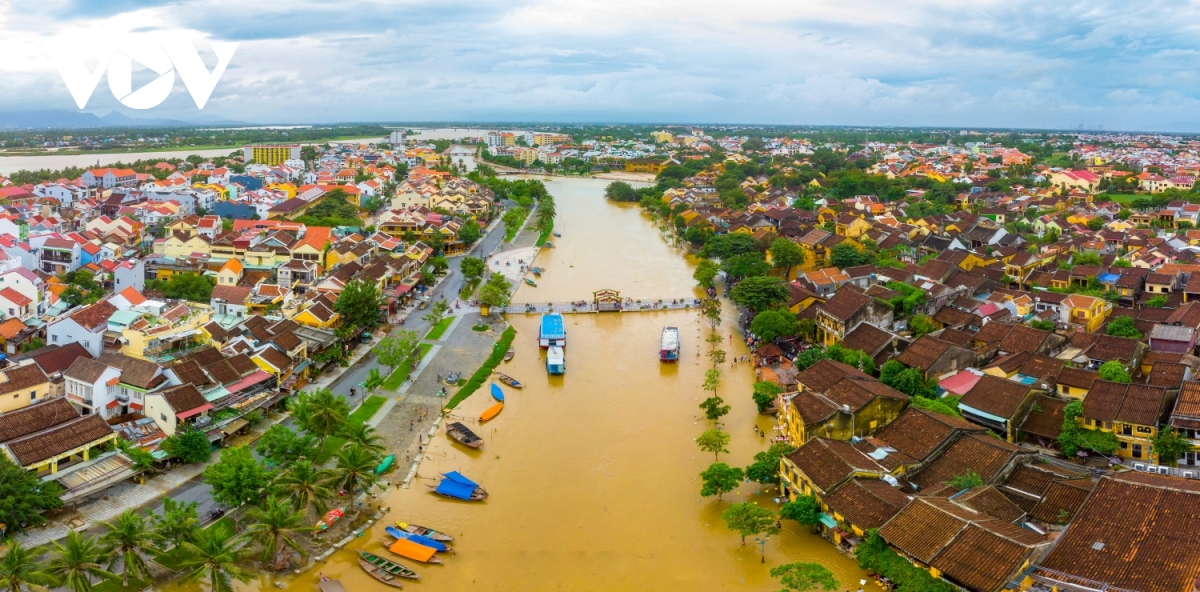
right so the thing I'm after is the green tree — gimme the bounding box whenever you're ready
[244,498,311,569]
[780,495,822,526]
[479,272,513,310]
[909,314,937,338]
[46,530,113,592]
[769,237,805,278]
[1105,316,1143,339]
[947,470,984,490]
[701,233,761,259]
[794,348,825,371]
[1152,428,1191,467]
[694,259,720,289]
[729,276,790,312]
[375,330,421,374]
[1099,360,1132,384]
[333,279,385,331]
[333,443,381,494]
[150,498,200,551]
[829,243,869,268]
[272,460,334,516]
[700,368,730,421]
[150,273,215,302]
[99,510,154,587]
[295,389,350,446]
[460,257,486,284]
[879,360,935,398]
[721,253,771,279]
[255,425,318,468]
[721,501,778,546]
[423,298,451,327]
[1030,319,1056,331]
[178,524,253,592]
[1146,295,1169,308]
[750,309,798,343]
[745,442,796,484]
[0,542,56,592]
[363,368,385,394]
[203,446,273,508]
[604,181,639,202]
[1058,400,1121,456]
[770,562,839,592]
[696,428,731,460]
[160,426,212,463]
[701,299,722,330]
[337,423,386,454]
[752,381,784,414]
[0,456,63,534]
[700,462,744,500]
[457,220,483,245]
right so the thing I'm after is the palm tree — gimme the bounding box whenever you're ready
[0,542,56,592]
[150,497,201,551]
[46,530,114,592]
[304,389,349,447]
[178,524,252,592]
[333,443,380,495]
[243,498,312,569]
[100,510,154,587]
[338,423,385,454]
[273,459,334,515]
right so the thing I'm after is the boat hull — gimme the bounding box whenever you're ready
[396,522,453,542]
[480,402,504,422]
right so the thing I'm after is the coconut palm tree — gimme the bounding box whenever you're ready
[99,510,155,587]
[243,498,312,569]
[332,443,380,495]
[178,524,252,592]
[337,422,385,454]
[303,389,349,447]
[272,459,334,515]
[0,542,57,592]
[46,530,114,592]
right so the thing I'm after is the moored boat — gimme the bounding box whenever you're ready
[553,232,562,237]
[358,551,418,583]
[525,278,537,287]
[547,345,565,375]
[374,454,395,475]
[503,348,515,361]
[318,575,349,592]
[495,372,523,388]
[385,526,452,552]
[539,313,566,348]
[394,522,453,542]
[446,422,483,448]
[387,538,444,563]
[480,402,504,422]
[660,326,680,362]
[428,471,488,501]
[490,382,505,402]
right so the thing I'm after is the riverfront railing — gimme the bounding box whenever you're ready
[500,298,701,314]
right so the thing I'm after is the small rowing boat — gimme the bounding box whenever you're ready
[374,454,395,475]
[480,402,503,422]
[503,348,515,362]
[490,382,504,402]
[394,522,453,542]
[428,471,488,501]
[494,372,523,388]
[386,538,443,564]
[525,278,537,287]
[358,551,418,584]
[446,422,483,448]
[385,526,452,552]
[553,232,562,237]
[318,575,348,592]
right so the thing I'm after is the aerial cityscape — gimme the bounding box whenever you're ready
[4,2,1200,592]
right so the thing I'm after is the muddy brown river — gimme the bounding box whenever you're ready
[262,176,866,591]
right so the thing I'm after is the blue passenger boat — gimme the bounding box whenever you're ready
[539,312,566,348]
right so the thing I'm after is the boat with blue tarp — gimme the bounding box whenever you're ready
[385,526,452,552]
[428,471,488,501]
[539,313,566,348]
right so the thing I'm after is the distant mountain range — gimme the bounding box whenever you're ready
[0,110,251,130]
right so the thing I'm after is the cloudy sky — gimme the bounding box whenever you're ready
[2,0,1200,130]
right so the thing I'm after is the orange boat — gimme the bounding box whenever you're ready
[387,539,443,564]
[480,402,504,422]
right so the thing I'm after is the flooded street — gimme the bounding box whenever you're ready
[294,176,866,591]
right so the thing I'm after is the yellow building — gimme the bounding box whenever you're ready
[624,159,668,174]
[161,233,212,259]
[121,304,213,361]
[1056,367,1098,400]
[0,364,52,413]
[1061,294,1111,333]
[1079,381,1169,463]
[244,144,300,166]
[0,398,117,475]
[217,258,243,286]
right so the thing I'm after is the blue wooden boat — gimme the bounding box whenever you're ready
[428,471,488,501]
[490,382,504,402]
[385,526,452,552]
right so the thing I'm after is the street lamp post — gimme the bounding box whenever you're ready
[754,535,770,563]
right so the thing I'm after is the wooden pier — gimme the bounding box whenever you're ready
[503,289,700,315]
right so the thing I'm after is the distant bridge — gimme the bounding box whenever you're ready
[503,289,702,314]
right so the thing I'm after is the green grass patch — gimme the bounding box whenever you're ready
[447,327,517,409]
[1095,192,1140,205]
[535,220,554,247]
[315,395,388,463]
[424,317,454,341]
[471,323,488,332]
[459,279,480,300]
[380,344,433,391]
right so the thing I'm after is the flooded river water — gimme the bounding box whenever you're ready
[291,176,867,591]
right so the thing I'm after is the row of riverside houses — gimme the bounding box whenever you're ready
[655,155,1200,590]
[0,139,502,524]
